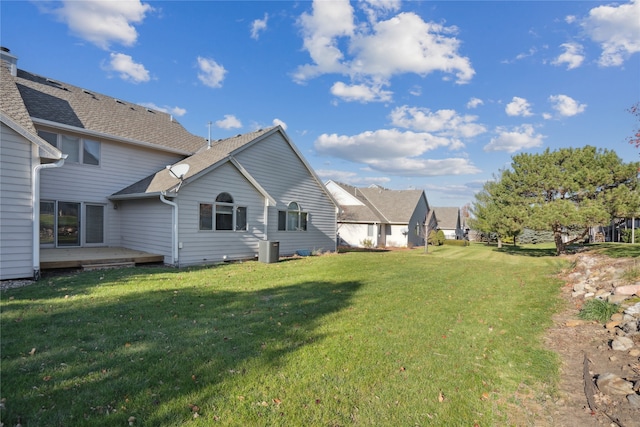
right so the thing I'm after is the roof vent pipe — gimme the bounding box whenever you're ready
[207,121,212,148]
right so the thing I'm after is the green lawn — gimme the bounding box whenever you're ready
[1,244,569,426]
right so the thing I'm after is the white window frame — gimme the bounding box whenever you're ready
[37,130,101,166]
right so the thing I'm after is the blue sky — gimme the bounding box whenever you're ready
[2,0,639,208]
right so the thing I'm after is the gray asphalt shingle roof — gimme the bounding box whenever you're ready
[432,207,460,230]
[112,127,278,197]
[1,59,62,160]
[332,182,425,224]
[14,69,207,154]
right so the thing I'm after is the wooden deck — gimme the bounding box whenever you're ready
[41,247,164,270]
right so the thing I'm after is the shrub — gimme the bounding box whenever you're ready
[436,230,445,245]
[361,238,374,249]
[577,299,619,323]
[428,230,438,245]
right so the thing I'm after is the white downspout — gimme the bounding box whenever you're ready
[263,199,269,241]
[32,156,66,279]
[160,193,179,267]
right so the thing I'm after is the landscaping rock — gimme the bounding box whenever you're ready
[596,373,635,396]
[611,313,624,322]
[622,319,640,335]
[605,320,622,330]
[624,302,640,316]
[627,393,640,409]
[607,294,629,304]
[615,284,640,296]
[611,336,634,351]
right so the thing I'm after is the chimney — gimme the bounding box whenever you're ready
[0,47,18,77]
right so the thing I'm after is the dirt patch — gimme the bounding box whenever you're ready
[516,253,640,427]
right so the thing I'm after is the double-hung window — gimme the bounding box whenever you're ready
[278,202,308,231]
[199,192,247,231]
[37,130,101,165]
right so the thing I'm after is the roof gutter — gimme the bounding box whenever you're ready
[32,117,195,156]
[159,192,179,267]
[33,156,67,279]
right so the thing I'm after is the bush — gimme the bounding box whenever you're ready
[361,238,374,249]
[577,299,619,323]
[436,230,445,245]
[428,230,438,245]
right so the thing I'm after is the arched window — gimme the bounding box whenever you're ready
[199,192,247,231]
[278,201,308,231]
[215,192,234,230]
[216,192,233,203]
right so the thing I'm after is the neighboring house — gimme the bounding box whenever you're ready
[0,49,337,280]
[432,207,464,240]
[325,181,436,248]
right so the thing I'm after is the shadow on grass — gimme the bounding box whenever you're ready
[1,268,362,426]
[492,245,558,258]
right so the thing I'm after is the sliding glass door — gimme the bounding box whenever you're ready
[39,201,104,247]
[57,202,80,246]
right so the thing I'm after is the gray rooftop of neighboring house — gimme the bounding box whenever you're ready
[333,182,426,224]
[432,207,460,230]
[11,67,207,155]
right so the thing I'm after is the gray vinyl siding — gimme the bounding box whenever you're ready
[176,162,266,265]
[39,134,184,247]
[0,124,34,279]
[407,196,429,247]
[117,198,172,262]
[234,132,336,255]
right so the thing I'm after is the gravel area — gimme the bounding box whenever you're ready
[0,279,35,291]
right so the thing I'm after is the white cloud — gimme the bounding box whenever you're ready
[272,118,287,130]
[581,0,640,66]
[565,15,577,24]
[552,42,585,70]
[359,0,401,23]
[215,114,242,129]
[505,96,533,117]
[548,94,587,117]
[294,1,474,102]
[348,12,474,83]
[330,81,393,102]
[316,169,391,185]
[367,157,481,176]
[197,57,227,88]
[315,129,450,162]
[314,128,480,176]
[51,0,152,50]
[484,124,545,153]
[138,102,186,117]
[251,13,268,40]
[106,53,150,83]
[466,97,484,109]
[295,0,355,80]
[390,106,486,139]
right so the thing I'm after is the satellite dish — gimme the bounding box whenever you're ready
[167,163,190,179]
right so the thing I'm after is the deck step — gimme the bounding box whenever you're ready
[82,261,136,271]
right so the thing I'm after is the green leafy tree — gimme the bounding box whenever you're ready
[499,146,639,255]
[469,177,525,248]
